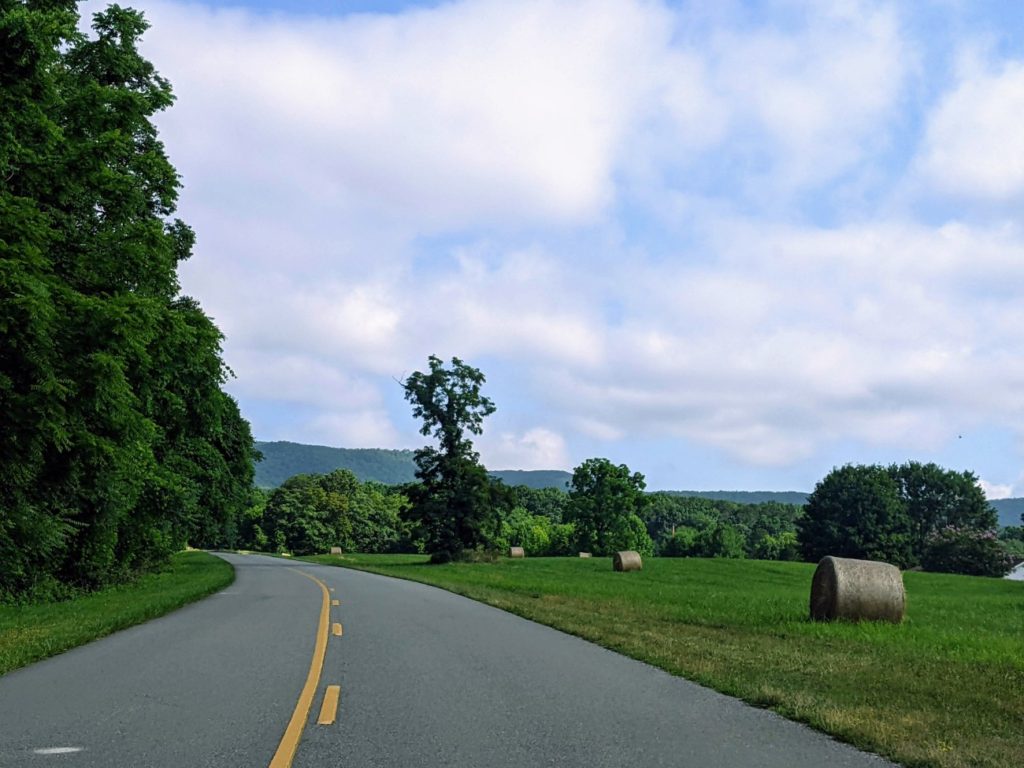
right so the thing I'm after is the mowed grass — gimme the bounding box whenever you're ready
[0,550,233,676]
[302,553,1024,768]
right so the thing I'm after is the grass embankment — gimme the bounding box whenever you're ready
[302,553,1023,768]
[0,550,233,676]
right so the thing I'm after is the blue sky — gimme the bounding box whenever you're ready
[86,0,1024,493]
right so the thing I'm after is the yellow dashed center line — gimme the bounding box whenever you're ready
[331,599,339,607]
[332,622,343,637]
[317,685,341,725]
[269,569,332,768]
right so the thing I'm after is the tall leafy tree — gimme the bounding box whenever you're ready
[565,458,652,556]
[402,355,498,562]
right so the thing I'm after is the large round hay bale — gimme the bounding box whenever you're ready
[578,552,592,558]
[613,550,642,572]
[509,546,525,558]
[810,556,905,623]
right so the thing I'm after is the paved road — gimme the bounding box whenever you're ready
[0,553,895,767]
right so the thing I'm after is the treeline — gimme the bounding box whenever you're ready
[235,464,804,562]
[237,458,1019,579]
[1,6,256,602]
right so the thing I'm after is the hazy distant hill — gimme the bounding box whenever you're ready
[661,490,810,505]
[254,441,572,490]
[991,498,1024,528]
[255,442,418,487]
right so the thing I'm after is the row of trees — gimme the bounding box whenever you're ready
[239,456,1016,578]
[233,463,806,563]
[1,5,256,602]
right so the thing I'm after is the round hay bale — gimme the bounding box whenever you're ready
[578,552,592,558]
[329,546,343,555]
[810,556,905,623]
[509,546,525,558]
[613,550,642,572]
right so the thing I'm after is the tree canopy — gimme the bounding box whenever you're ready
[565,458,652,556]
[1,3,256,601]
[798,462,1003,572]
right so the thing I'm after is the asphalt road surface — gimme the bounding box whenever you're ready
[0,553,895,767]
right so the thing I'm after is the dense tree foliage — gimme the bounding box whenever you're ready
[644,494,802,560]
[798,462,1003,571]
[564,458,653,556]
[402,356,501,562]
[999,526,1024,561]
[890,461,995,563]
[798,465,911,566]
[1,3,255,602]
[495,506,575,556]
[238,470,408,556]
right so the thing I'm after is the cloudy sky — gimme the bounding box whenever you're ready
[89,0,1024,493]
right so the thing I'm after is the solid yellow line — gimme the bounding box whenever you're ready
[332,622,343,637]
[268,569,331,768]
[331,599,339,607]
[317,685,341,725]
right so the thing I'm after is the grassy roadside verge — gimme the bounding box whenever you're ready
[0,550,233,676]
[301,553,1024,768]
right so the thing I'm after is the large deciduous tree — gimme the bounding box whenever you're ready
[798,462,998,570]
[402,355,498,563]
[565,458,652,556]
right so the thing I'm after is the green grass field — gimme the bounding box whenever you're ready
[0,550,234,676]
[302,553,1024,768]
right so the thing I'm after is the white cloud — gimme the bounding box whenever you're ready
[300,410,404,449]
[227,351,382,410]
[530,218,1024,464]
[139,0,673,234]
[706,2,907,191]
[479,428,570,471]
[980,479,1014,500]
[917,61,1024,199]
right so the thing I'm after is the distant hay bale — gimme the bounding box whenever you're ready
[613,550,642,572]
[329,546,343,555]
[810,556,905,623]
[509,546,525,558]
[578,552,592,558]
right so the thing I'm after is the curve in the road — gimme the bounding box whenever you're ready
[269,568,331,768]
[0,553,897,767]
